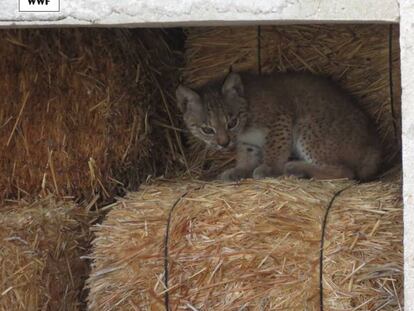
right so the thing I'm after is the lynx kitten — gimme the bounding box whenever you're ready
[176,72,382,181]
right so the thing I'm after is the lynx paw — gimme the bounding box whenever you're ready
[218,168,246,182]
[284,161,307,178]
[252,164,273,179]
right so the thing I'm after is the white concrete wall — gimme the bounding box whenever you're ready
[401,0,414,310]
[0,0,399,27]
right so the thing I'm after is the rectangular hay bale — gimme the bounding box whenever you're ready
[86,177,402,310]
[0,28,181,203]
[0,196,90,310]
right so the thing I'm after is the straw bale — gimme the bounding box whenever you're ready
[182,25,401,177]
[0,28,181,203]
[86,176,402,310]
[323,178,403,310]
[0,196,90,310]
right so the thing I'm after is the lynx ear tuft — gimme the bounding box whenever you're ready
[222,72,244,97]
[175,85,202,114]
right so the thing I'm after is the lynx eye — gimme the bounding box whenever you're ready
[227,117,239,130]
[200,126,215,135]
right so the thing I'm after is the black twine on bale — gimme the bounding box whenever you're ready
[163,187,202,311]
[319,183,356,311]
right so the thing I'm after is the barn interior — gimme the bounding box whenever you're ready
[0,24,403,310]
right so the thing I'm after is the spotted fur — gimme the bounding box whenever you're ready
[176,72,382,181]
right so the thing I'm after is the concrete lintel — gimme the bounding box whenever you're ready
[0,0,400,28]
